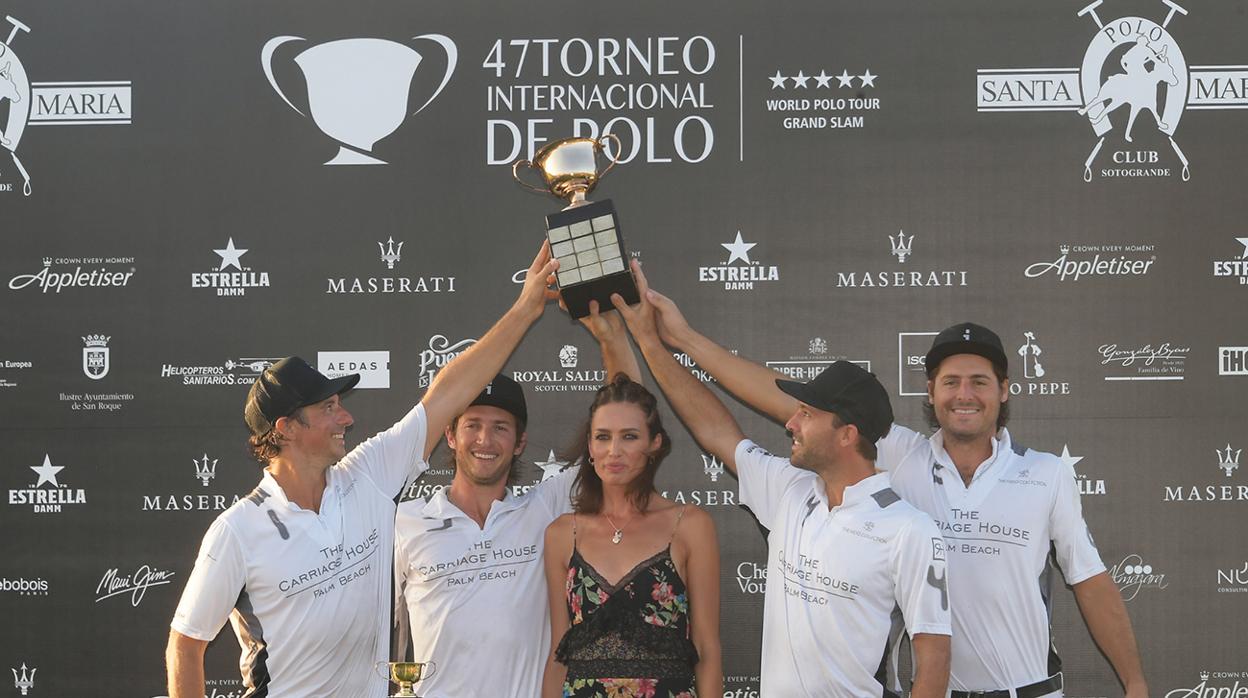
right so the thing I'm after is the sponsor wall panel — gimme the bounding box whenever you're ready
[2,0,1244,694]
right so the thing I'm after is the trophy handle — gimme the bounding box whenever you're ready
[512,159,550,195]
[422,661,437,681]
[260,35,308,116]
[596,133,622,179]
[409,34,458,115]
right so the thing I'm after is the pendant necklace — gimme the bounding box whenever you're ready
[604,511,632,544]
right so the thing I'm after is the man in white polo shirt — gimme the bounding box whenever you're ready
[164,245,562,698]
[394,307,639,698]
[632,290,1148,697]
[610,268,951,697]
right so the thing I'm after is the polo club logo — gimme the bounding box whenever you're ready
[1,16,32,195]
[262,34,457,165]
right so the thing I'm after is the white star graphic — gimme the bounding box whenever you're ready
[768,71,787,89]
[1059,445,1084,472]
[859,69,877,87]
[721,231,757,265]
[214,238,248,271]
[836,70,855,88]
[814,70,833,88]
[1237,237,1248,258]
[791,71,810,88]
[536,450,569,481]
[30,454,64,488]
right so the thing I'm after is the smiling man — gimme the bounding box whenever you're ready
[165,245,561,698]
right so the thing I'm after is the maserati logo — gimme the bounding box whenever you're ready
[11,663,34,695]
[702,453,725,482]
[1217,444,1241,477]
[194,453,217,486]
[890,230,913,263]
[378,237,403,269]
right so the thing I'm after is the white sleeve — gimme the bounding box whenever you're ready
[170,517,245,641]
[891,513,951,637]
[875,423,925,473]
[337,403,430,497]
[529,466,579,518]
[1049,456,1106,585]
[735,439,808,530]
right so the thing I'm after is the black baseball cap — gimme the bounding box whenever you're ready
[465,373,528,429]
[244,356,360,436]
[924,322,1008,377]
[775,361,894,443]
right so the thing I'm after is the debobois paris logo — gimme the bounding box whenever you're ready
[977,0,1248,182]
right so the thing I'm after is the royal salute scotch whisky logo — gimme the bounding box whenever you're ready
[0,15,133,197]
[262,33,457,165]
[976,0,1248,182]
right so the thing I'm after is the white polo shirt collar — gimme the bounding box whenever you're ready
[420,485,526,527]
[928,428,1010,487]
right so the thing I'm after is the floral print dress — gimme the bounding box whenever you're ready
[555,510,699,698]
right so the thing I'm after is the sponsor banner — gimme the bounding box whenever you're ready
[94,564,175,607]
[326,238,456,294]
[1216,562,1248,594]
[419,335,476,389]
[1212,237,1248,286]
[7,454,86,514]
[8,257,136,293]
[698,232,780,291]
[836,231,968,289]
[160,358,280,388]
[140,453,243,512]
[1098,342,1189,381]
[897,332,938,397]
[1220,346,1248,376]
[763,64,880,132]
[191,239,270,297]
[0,577,49,596]
[1163,441,1247,502]
[1109,553,1168,601]
[511,343,606,392]
[1025,244,1156,282]
[318,351,390,389]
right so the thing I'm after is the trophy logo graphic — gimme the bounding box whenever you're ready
[194,453,218,487]
[11,663,35,695]
[1217,444,1241,477]
[890,230,913,263]
[262,34,457,165]
[379,237,403,269]
[702,453,725,483]
[1,16,33,196]
[82,334,110,380]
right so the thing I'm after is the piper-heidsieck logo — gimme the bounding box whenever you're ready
[1025,243,1156,281]
[141,452,243,512]
[698,232,779,291]
[160,357,280,387]
[1213,237,1248,286]
[511,343,605,393]
[95,564,175,607]
[191,239,270,296]
[418,335,475,388]
[1164,670,1248,698]
[262,33,456,165]
[1163,441,1247,502]
[1109,553,1168,601]
[836,231,968,288]
[318,351,390,389]
[1062,444,1106,496]
[763,63,880,132]
[8,256,135,293]
[766,337,870,383]
[8,454,86,513]
[326,238,456,295]
[1098,341,1189,381]
[485,35,717,166]
[0,15,133,197]
[977,1,1248,183]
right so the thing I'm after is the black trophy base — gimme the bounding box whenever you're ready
[544,199,639,319]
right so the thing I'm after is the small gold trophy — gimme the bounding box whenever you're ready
[513,135,640,319]
[374,660,436,698]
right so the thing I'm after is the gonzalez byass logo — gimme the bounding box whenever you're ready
[262,33,456,165]
[976,0,1248,182]
[0,14,133,197]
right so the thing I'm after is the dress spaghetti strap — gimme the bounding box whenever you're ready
[667,504,688,544]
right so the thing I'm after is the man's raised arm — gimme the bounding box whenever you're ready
[612,260,745,473]
[420,242,559,459]
[642,282,796,424]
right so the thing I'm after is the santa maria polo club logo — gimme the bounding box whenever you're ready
[262,32,456,165]
[0,15,133,197]
[9,256,135,293]
[191,239,269,296]
[142,452,243,512]
[977,1,1248,183]
[326,238,456,294]
[8,454,86,513]
[836,231,968,288]
[698,231,780,291]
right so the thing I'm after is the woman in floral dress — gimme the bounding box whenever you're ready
[541,374,722,698]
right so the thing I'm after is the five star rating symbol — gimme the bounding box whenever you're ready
[214,238,249,271]
[721,231,757,265]
[30,454,64,488]
[769,69,878,89]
